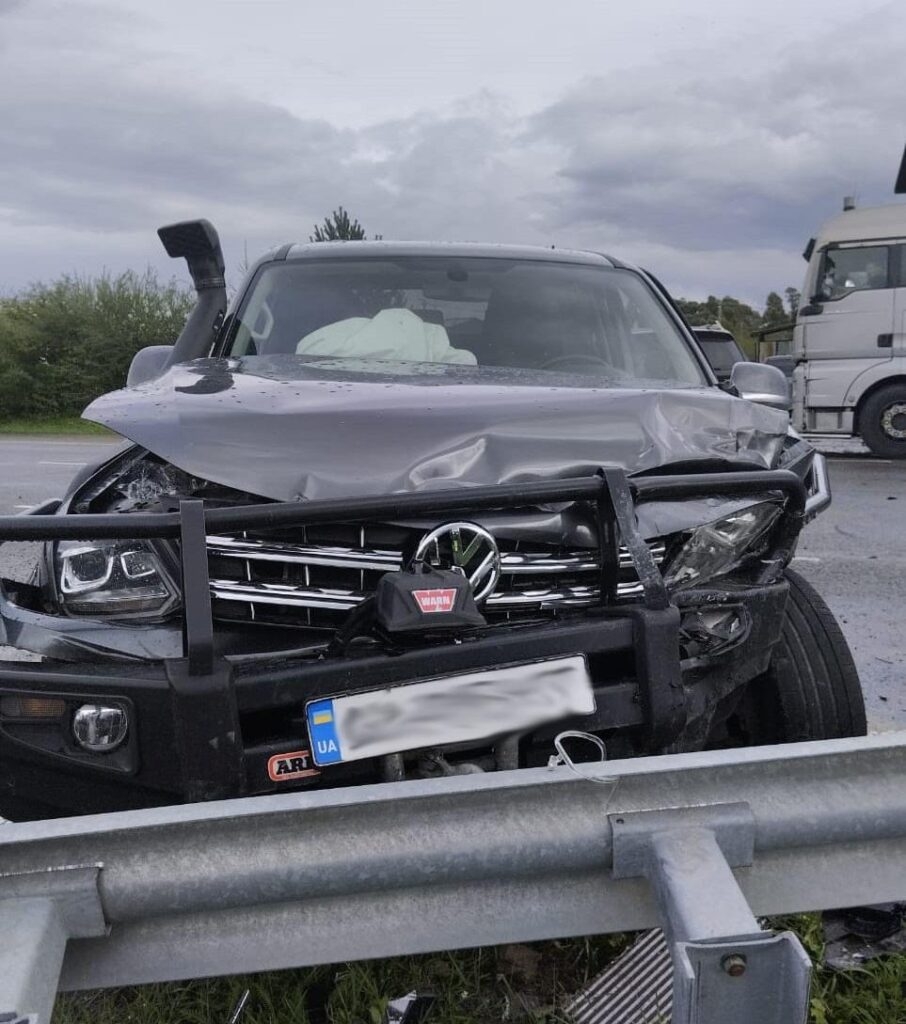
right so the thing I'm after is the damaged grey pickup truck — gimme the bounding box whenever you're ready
[0,220,866,820]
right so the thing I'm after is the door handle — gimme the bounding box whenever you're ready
[878,333,893,348]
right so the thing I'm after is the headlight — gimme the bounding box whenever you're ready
[663,502,782,591]
[56,540,180,618]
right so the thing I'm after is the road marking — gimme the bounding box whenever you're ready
[13,505,31,510]
[826,458,892,464]
[2,440,118,448]
[38,461,85,467]
[791,556,822,563]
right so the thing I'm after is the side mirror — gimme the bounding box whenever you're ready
[798,302,824,317]
[729,361,791,412]
[127,345,173,387]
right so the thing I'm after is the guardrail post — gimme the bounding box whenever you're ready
[1,897,68,1023]
[611,804,811,1024]
[0,867,106,1023]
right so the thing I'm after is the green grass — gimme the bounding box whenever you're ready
[50,921,906,1024]
[52,937,628,1024]
[0,416,114,436]
[777,914,906,1024]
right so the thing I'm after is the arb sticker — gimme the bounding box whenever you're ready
[267,749,319,782]
[412,588,457,614]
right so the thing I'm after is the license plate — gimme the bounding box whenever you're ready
[306,655,594,766]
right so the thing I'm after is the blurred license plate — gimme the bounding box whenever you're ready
[306,655,593,766]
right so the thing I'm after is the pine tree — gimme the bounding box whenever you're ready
[310,207,367,242]
[763,291,786,325]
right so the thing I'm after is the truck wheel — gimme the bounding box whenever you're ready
[737,570,866,743]
[859,384,906,458]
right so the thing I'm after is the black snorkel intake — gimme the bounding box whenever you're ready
[158,219,227,365]
[896,142,906,195]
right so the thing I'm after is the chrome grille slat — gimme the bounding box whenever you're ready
[206,535,665,575]
[497,582,645,606]
[206,534,401,571]
[211,580,363,610]
[210,577,645,609]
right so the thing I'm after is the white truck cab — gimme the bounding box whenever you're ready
[793,200,906,456]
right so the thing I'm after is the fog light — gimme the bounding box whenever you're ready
[72,704,128,752]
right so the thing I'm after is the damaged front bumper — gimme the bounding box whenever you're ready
[0,467,807,820]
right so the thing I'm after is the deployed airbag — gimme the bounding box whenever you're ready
[296,308,477,366]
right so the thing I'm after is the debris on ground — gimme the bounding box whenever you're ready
[823,904,906,970]
[382,990,436,1024]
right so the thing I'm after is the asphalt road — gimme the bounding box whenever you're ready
[0,435,901,730]
[0,436,124,513]
[793,447,906,731]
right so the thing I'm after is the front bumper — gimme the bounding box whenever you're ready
[0,467,806,819]
[0,582,789,819]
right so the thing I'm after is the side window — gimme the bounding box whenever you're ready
[897,245,906,288]
[819,245,890,300]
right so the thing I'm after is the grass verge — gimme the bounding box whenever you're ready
[0,417,115,436]
[52,918,906,1024]
[52,937,629,1024]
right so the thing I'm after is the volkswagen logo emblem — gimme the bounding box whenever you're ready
[414,522,501,603]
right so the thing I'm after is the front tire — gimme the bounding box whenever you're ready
[859,383,906,458]
[737,569,866,744]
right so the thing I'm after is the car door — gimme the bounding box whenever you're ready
[801,243,896,409]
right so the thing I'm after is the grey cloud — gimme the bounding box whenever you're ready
[0,6,544,274]
[0,0,903,305]
[527,6,906,254]
[0,72,351,232]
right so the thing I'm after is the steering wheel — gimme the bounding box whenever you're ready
[539,353,612,372]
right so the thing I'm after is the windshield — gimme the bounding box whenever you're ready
[225,256,707,387]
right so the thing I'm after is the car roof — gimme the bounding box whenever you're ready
[692,327,738,341]
[281,240,620,267]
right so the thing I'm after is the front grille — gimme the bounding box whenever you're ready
[206,523,665,630]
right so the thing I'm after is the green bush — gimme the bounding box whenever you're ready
[0,271,193,420]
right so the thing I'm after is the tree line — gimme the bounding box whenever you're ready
[0,271,194,419]
[0,209,799,419]
[677,287,799,357]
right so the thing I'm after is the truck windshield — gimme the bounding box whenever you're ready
[226,257,707,387]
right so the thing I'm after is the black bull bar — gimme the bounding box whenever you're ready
[0,468,806,800]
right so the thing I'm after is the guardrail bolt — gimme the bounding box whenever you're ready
[721,954,747,977]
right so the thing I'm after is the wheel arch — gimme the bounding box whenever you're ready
[853,374,906,435]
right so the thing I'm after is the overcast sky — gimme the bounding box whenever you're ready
[1,0,904,305]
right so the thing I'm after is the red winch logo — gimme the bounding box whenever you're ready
[413,588,457,614]
[267,750,319,782]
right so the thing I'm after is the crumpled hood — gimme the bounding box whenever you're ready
[84,356,790,502]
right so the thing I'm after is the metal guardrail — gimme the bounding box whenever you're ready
[3,730,906,1023]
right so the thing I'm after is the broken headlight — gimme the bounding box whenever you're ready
[663,502,782,591]
[56,540,180,618]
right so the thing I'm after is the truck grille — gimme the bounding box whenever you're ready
[207,523,665,631]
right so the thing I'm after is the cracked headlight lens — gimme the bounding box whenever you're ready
[663,502,782,591]
[56,540,180,617]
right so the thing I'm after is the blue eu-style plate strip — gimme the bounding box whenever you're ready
[306,698,344,765]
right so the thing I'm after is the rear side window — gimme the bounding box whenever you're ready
[695,337,743,374]
[819,245,891,299]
